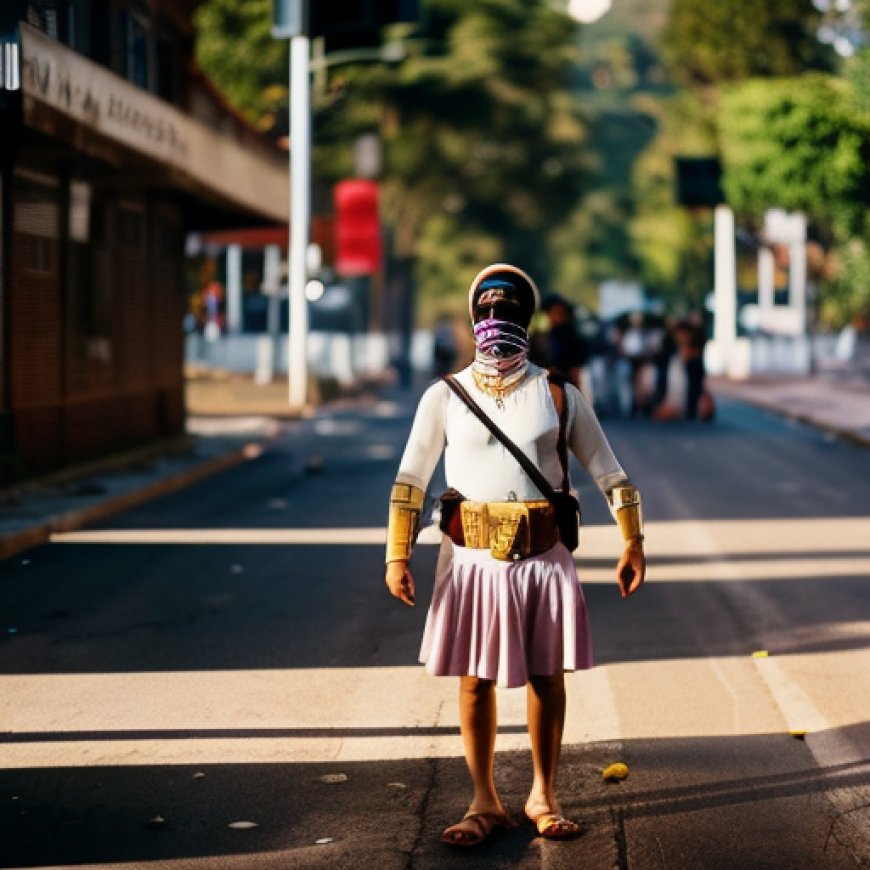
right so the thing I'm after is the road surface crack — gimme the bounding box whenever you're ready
[824,799,870,866]
[406,699,444,870]
[611,805,629,870]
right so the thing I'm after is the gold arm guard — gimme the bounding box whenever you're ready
[386,483,425,563]
[610,484,644,545]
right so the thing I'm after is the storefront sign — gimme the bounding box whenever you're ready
[19,24,287,222]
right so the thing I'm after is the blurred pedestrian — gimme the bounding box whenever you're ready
[201,278,225,342]
[651,317,678,413]
[619,312,651,416]
[583,316,617,417]
[385,263,645,848]
[432,314,459,377]
[533,294,591,399]
[675,313,711,420]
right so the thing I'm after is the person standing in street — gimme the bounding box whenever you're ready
[619,311,650,417]
[431,313,459,377]
[651,316,678,415]
[384,264,646,847]
[533,294,590,392]
[675,313,710,420]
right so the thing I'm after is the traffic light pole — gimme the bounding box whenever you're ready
[288,31,311,409]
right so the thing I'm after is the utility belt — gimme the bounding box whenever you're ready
[439,492,561,561]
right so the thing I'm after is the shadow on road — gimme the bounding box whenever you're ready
[2,724,868,869]
[1,538,868,673]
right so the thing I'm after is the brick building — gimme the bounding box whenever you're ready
[0,1,288,482]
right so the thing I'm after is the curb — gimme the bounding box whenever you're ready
[712,386,870,450]
[0,442,263,563]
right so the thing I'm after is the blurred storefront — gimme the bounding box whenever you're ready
[0,1,287,482]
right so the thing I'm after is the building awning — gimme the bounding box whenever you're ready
[16,23,288,224]
[198,216,335,258]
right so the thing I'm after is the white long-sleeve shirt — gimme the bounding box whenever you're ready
[396,364,627,502]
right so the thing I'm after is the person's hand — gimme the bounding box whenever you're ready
[385,560,416,607]
[616,540,645,599]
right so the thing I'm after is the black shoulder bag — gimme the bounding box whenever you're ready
[442,375,581,551]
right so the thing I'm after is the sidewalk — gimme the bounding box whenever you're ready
[710,371,870,448]
[0,372,384,563]
[1,370,866,563]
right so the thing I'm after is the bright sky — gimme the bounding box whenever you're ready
[567,0,613,25]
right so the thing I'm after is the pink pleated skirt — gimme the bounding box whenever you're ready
[419,538,593,689]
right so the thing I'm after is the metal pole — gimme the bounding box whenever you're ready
[789,213,809,374]
[788,213,807,338]
[712,203,737,375]
[254,243,282,386]
[288,32,310,408]
[264,244,281,337]
[226,244,243,334]
[311,35,327,103]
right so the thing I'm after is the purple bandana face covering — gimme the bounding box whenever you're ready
[473,318,529,372]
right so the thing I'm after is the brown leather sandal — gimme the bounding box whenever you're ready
[441,811,514,847]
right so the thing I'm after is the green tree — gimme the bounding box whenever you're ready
[195,0,592,317]
[845,0,870,109]
[628,89,718,310]
[550,0,672,306]
[314,0,591,309]
[719,75,869,236]
[194,0,288,133]
[719,74,870,325]
[650,0,870,326]
[662,0,833,88]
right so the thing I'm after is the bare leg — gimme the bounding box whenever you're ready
[525,673,565,816]
[525,673,578,836]
[459,675,504,815]
[442,676,509,846]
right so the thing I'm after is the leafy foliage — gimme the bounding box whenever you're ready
[659,0,870,326]
[719,74,870,325]
[313,0,592,308]
[196,0,595,314]
[550,0,671,306]
[194,0,288,132]
[194,0,868,326]
[719,75,869,234]
[627,89,718,310]
[662,0,833,88]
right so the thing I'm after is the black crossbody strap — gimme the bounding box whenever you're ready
[443,375,559,503]
[547,375,571,493]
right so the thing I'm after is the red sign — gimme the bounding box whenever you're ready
[334,179,381,276]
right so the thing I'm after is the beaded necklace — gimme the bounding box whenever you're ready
[471,366,527,410]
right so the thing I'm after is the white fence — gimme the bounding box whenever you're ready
[186,331,435,382]
[706,328,862,378]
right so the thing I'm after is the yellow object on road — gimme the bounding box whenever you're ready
[602,762,630,782]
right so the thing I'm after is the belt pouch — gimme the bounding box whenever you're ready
[438,487,466,545]
[487,502,529,560]
[551,490,581,551]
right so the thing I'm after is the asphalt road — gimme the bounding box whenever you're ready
[1,391,870,869]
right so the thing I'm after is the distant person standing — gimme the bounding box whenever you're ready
[651,317,678,412]
[432,314,459,377]
[535,295,590,395]
[201,279,225,342]
[582,316,617,417]
[619,312,649,417]
[675,314,709,420]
